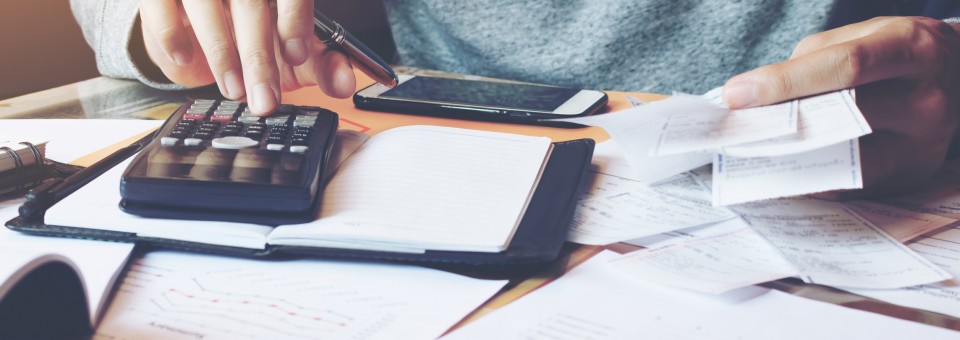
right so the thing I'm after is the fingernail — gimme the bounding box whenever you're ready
[724,82,758,108]
[223,70,244,100]
[284,38,308,65]
[171,50,192,66]
[250,84,279,115]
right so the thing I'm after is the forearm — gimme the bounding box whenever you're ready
[69,0,187,90]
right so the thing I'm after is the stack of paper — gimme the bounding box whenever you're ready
[557,89,871,206]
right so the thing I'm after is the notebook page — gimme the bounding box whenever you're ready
[269,125,552,252]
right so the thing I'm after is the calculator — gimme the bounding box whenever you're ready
[119,99,339,225]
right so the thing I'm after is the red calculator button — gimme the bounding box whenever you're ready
[183,113,207,120]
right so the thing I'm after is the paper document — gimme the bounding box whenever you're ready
[844,200,957,242]
[0,119,161,163]
[443,251,958,340]
[712,139,863,206]
[0,205,134,326]
[612,228,797,294]
[721,90,870,157]
[651,98,796,156]
[732,198,951,289]
[96,251,506,340]
[569,174,735,245]
[625,217,750,248]
[848,226,960,319]
[555,97,714,183]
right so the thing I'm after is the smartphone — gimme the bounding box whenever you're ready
[354,75,608,123]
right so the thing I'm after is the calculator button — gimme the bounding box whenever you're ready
[183,113,207,120]
[266,143,285,151]
[183,138,203,146]
[266,116,290,125]
[239,116,261,124]
[289,145,309,153]
[212,136,259,149]
[293,120,317,128]
[160,137,179,146]
[211,115,234,122]
[194,133,214,140]
[298,110,319,116]
[277,105,296,114]
[186,108,209,114]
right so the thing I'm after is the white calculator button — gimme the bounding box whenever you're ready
[212,136,259,149]
[160,137,179,146]
[266,143,285,151]
[289,145,309,153]
[184,138,203,146]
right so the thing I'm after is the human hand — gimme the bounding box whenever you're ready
[138,0,356,115]
[722,16,960,199]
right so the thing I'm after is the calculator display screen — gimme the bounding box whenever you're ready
[127,146,306,186]
[381,76,580,111]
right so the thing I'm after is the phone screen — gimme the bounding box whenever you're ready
[381,77,580,111]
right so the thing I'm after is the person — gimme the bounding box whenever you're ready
[71,0,960,199]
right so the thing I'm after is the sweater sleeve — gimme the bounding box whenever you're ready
[69,0,186,90]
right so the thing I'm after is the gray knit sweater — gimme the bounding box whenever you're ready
[71,0,877,94]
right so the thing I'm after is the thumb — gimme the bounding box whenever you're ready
[723,33,909,109]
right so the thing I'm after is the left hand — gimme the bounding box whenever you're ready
[722,16,960,199]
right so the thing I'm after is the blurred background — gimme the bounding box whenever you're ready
[0,1,396,100]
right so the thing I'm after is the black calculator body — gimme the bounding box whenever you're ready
[120,99,338,225]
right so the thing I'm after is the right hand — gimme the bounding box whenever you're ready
[138,0,357,116]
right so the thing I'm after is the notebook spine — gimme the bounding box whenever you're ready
[0,142,57,196]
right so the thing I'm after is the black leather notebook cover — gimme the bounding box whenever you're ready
[6,138,594,265]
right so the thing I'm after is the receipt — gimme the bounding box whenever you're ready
[731,198,951,289]
[556,97,714,183]
[569,174,735,245]
[844,200,957,242]
[612,227,798,294]
[712,139,863,206]
[651,99,797,156]
[721,90,870,157]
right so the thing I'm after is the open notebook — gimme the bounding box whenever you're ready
[9,126,594,265]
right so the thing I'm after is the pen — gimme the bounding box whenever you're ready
[313,9,399,88]
[18,131,155,221]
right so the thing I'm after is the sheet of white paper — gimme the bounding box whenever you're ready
[721,90,871,157]
[45,158,276,249]
[43,130,374,250]
[880,160,960,219]
[95,251,506,340]
[651,99,797,156]
[443,251,957,340]
[0,205,134,326]
[732,198,951,289]
[0,119,161,163]
[555,97,714,183]
[569,174,735,245]
[270,126,551,253]
[625,217,750,248]
[626,95,647,107]
[612,228,797,294]
[712,139,863,206]
[844,200,957,242]
[848,226,960,319]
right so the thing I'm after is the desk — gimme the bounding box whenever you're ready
[2,70,959,333]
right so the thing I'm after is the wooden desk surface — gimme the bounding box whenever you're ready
[2,70,958,333]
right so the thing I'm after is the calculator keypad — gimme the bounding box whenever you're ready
[161,100,330,154]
